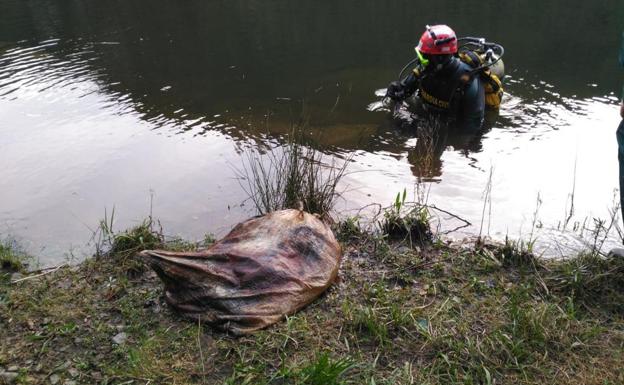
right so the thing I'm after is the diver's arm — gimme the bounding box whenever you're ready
[387,69,421,101]
[459,77,485,129]
[400,71,420,98]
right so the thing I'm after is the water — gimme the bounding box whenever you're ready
[1,0,623,266]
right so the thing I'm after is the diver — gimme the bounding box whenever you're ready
[386,24,504,131]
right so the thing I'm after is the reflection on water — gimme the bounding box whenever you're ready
[1,0,623,265]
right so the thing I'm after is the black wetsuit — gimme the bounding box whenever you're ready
[397,57,485,130]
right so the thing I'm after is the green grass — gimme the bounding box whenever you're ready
[378,190,433,246]
[0,240,28,272]
[1,221,624,384]
[0,239,31,287]
[94,210,165,274]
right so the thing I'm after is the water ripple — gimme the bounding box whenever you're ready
[0,40,103,100]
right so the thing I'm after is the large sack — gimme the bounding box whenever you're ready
[140,209,341,334]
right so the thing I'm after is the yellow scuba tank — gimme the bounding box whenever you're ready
[458,39,505,110]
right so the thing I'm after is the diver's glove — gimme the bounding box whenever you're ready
[386,81,406,101]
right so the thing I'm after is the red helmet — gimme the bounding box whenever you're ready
[417,24,458,55]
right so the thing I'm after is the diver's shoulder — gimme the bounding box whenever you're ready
[455,58,474,73]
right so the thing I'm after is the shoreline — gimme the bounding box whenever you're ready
[1,217,623,384]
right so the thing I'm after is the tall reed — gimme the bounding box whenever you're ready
[237,132,350,218]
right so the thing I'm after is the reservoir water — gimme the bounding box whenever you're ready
[1,0,623,266]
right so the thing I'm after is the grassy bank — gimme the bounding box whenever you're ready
[1,219,623,385]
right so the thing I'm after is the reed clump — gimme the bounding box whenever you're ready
[0,240,30,285]
[93,208,164,274]
[379,189,433,246]
[237,132,349,218]
[0,241,26,273]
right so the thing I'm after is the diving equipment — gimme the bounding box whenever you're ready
[392,34,506,110]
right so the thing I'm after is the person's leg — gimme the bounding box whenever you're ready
[618,119,624,224]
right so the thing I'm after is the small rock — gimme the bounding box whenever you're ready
[57,279,72,290]
[396,246,411,254]
[0,371,19,383]
[115,324,125,331]
[7,366,18,372]
[68,368,79,378]
[10,273,22,281]
[64,380,76,385]
[49,374,60,385]
[34,364,43,373]
[112,332,128,345]
[91,371,102,381]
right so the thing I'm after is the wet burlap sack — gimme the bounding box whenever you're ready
[141,209,341,334]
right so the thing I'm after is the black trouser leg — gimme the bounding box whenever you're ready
[617,120,624,227]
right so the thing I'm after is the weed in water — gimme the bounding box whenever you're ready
[236,129,350,218]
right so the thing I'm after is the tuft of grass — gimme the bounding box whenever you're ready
[498,235,538,267]
[93,208,164,274]
[236,130,350,218]
[335,216,364,243]
[0,239,30,285]
[379,189,433,246]
[294,352,355,385]
[108,220,163,256]
[544,253,624,312]
[0,242,26,272]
